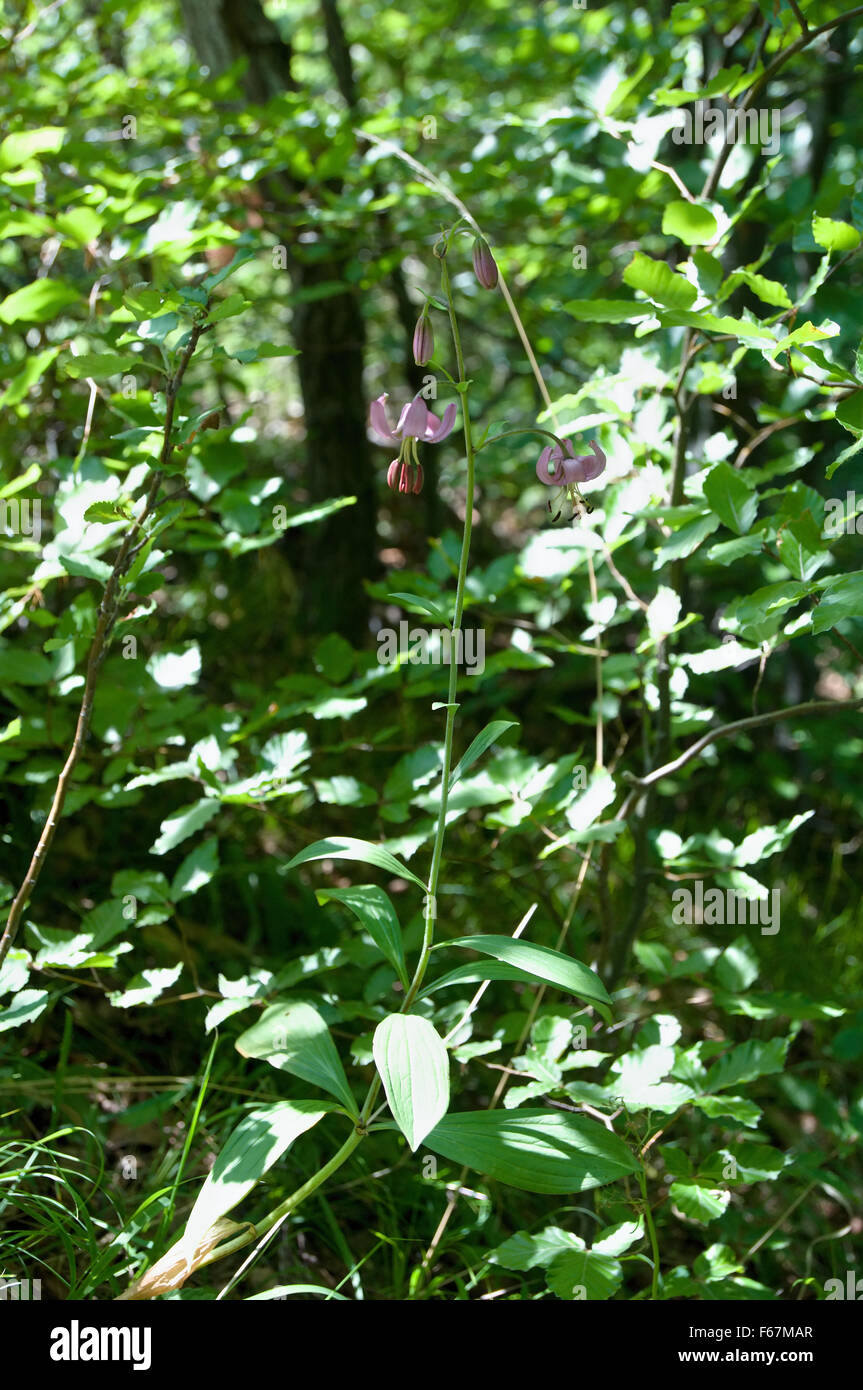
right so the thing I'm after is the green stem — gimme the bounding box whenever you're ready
[639,1166,661,1300]
[476,426,563,453]
[134,242,481,1298]
[194,1127,364,1275]
[358,250,477,1126]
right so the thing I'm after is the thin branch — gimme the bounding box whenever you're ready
[0,315,208,969]
[624,697,863,790]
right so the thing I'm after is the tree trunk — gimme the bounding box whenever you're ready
[179,0,375,641]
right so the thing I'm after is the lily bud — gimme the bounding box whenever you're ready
[472,237,498,290]
[412,311,434,367]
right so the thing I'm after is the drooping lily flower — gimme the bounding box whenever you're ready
[371,393,457,496]
[536,439,606,521]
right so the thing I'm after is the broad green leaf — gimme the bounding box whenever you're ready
[564,769,617,838]
[83,501,132,524]
[835,394,863,436]
[812,215,860,253]
[171,837,219,900]
[60,554,112,583]
[705,1037,789,1092]
[373,1014,450,1151]
[0,279,78,324]
[449,720,518,789]
[185,1100,329,1241]
[720,269,791,309]
[693,1094,761,1128]
[285,836,427,890]
[646,585,682,642]
[670,1180,731,1223]
[0,127,65,171]
[62,353,140,379]
[0,989,51,1033]
[236,1001,357,1115]
[316,885,408,987]
[150,798,219,854]
[424,1109,638,1193]
[438,935,611,1018]
[563,299,650,323]
[107,964,183,1008]
[0,649,54,685]
[703,461,758,535]
[0,347,60,406]
[662,200,717,246]
[812,572,863,634]
[623,252,697,309]
[546,1247,623,1300]
[593,1219,644,1256]
[207,292,249,323]
[56,206,103,246]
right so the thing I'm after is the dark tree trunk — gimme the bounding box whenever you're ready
[179,0,375,641]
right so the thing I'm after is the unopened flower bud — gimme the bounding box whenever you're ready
[412,311,434,367]
[472,237,498,290]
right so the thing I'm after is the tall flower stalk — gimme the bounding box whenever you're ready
[121,227,485,1299]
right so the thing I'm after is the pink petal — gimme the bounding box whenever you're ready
[536,443,568,485]
[370,395,396,442]
[562,442,606,484]
[397,396,429,438]
[425,402,457,442]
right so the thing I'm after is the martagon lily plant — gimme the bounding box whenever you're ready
[118,218,620,1303]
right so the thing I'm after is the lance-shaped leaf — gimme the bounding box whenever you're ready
[236,1001,357,1115]
[285,836,427,890]
[424,1109,637,1194]
[185,1099,330,1243]
[316,885,408,987]
[437,935,612,1020]
[373,1014,450,1151]
[449,720,518,790]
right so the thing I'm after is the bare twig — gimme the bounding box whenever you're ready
[624,696,863,791]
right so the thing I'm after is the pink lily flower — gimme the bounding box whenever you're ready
[536,439,606,522]
[536,439,606,486]
[371,393,457,496]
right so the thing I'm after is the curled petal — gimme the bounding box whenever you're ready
[562,441,607,484]
[397,396,430,438]
[370,395,397,443]
[424,401,457,442]
[536,443,569,486]
[536,439,607,486]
